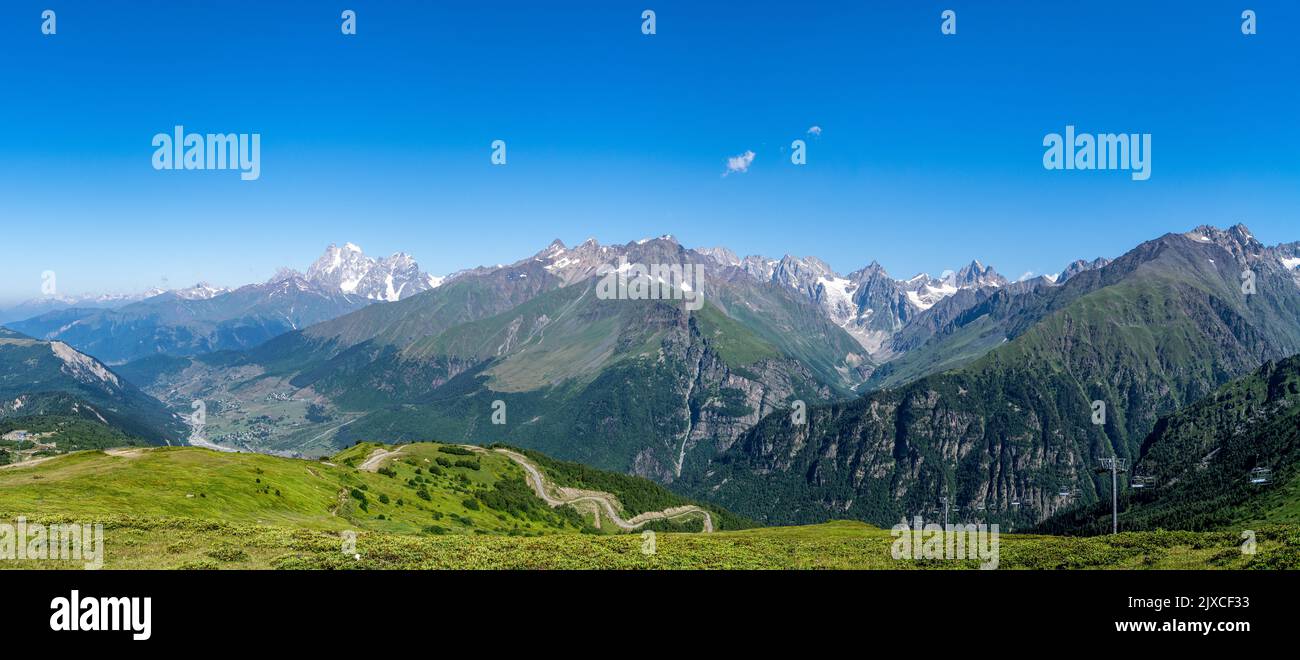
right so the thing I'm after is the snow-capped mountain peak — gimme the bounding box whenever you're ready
[716,249,1012,355]
[303,243,441,302]
[174,282,231,300]
[697,246,741,267]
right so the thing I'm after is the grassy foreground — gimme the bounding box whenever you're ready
[1,444,1297,569]
[2,517,1297,570]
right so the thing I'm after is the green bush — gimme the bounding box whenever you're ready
[206,545,249,562]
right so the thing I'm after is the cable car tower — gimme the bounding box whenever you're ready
[1096,456,1127,534]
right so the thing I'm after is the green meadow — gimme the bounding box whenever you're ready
[0,443,1296,569]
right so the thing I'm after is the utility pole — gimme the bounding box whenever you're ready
[1097,457,1128,534]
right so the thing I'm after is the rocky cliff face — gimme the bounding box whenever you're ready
[627,314,831,483]
[686,338,1274,528]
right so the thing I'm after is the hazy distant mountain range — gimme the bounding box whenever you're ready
[3,244,441,364]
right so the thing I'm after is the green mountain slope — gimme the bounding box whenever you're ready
[0,440,735,536]
[1038,354,1300,534]
[866,224,1300,390]
[0,443,582,535]
[244,261,567,378]
[0,328,183,443]
[329,284,840,480]
[682,226,1300,528]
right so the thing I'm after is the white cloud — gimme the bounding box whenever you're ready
[1018,271,1036,281]
[807,125,822,137]
[724,150,756,176]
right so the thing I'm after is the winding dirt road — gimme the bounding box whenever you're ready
[0,454,59,471]
[359,446,405,472]
[351,444,712,532]
[494,448,713,533]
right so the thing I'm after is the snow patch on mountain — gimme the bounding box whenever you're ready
[816,276,858,317]
[905,282,957,311]
[724,252,1010,356]
[545,256,578,271]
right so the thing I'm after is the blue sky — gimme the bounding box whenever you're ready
[1,0,1297,304]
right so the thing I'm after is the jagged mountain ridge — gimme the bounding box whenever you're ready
[301,242,443,302]
[860,225,1299,390]
[695,245,1036,358]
